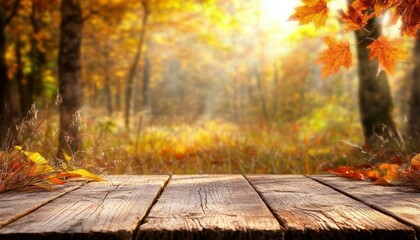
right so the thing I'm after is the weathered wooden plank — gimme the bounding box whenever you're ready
[137,175,283,240]
[312,175,420,232]
[0,175,169,240]
[0,183,81,229]
[247,175,416,240]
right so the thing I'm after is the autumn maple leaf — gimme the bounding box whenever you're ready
[315,37,352,78]
[367,36,408,75]
[289,0,329,29]
[351,0,374,11]
[338,5,374,31]
[373,0,398,16]
[395,0,420,36]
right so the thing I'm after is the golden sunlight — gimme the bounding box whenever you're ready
[259,0,301,41]
[260,0,300,22]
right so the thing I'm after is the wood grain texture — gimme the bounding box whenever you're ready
[0,184,81,229]
[246,175,416,240]
[312,175,420,233]
[0,175,169,240]
[137,175,283,240]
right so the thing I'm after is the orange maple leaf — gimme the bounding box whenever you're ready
[373,0,398,16]
[338,5,374,31]
[289,0,329,29]
[315,37,352,78]
[351,0,374,11]
[374,163,404,185]
[395,0,420,36]
[367,36,408,75]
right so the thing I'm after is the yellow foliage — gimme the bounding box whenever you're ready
[66,169,103,181]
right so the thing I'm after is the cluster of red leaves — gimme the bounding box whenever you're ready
[289,0,419,77]
[326,154,420,189]
[0,147,102,193]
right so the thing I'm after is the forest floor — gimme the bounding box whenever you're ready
[5,106,419,193]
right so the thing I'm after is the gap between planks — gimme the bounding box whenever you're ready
[1,175,417,240]
[136,175,283,240]
[246,174,415,240]
[0,183,83,229]
[242,174,288,230]
[0,175,170,240]
[308,175,420,235]
[132,175,171,240]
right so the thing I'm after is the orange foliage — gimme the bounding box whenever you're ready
[288,0,329,29]
[290,0,419,78]
[395,0,420,37]
[327,154,420,189]
[401,155,420,189]
[367,36,408,75]
[315,37,352,78]
[350,0,374,11]
[338,5,374,30]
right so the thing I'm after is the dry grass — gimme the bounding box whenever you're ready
[73,104,365,175]
[4,103,420,192]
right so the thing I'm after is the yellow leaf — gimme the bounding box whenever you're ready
[63,152,72,162]
[67,169,103,181]
[15,146,48,165]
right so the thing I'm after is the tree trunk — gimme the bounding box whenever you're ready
[27,0,47,108]
[15,36,29,116]
[272,62,279,118]
[0,21,12,147]
[103,41,113,116]
[408,31,420,149]
[353,16,399,143]
[125,1,149,129]
[104,75,113,116]
[115,80,122,111]
[142,52,151,110]
[254,66,269,121]
[57,0,83,161]
[0,1,20,149]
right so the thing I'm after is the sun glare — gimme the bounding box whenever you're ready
[260,0,301,38]
[260,0,300,22]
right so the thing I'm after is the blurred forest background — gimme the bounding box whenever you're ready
[0,0,418,175]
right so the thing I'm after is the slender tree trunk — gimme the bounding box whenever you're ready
[57,0,83,161]
[272,62,279,118]
[104,62,113,116]
[0,21,12,146]
[27,0,47,106]
[104,79,113,116]
[90,82,98,108]
[232,68,239,120]
[115,81,122,111]
[353,16,399,143]
[408,31,420,148]
[142,52,151,110]
[15,36,28,116]
[254,66,269,121]
[125,1,149,129]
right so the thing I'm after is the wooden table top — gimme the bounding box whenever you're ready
[0,175,418,240]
